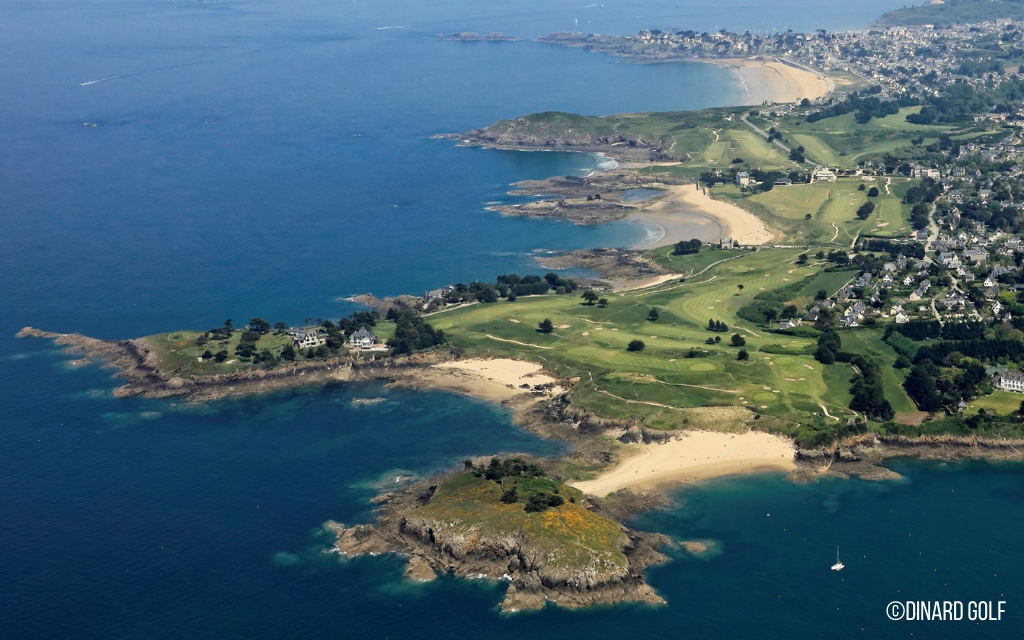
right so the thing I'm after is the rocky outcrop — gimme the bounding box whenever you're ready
[328,477,669,612]
[439,116,684,163]
[16,327,454,402]
[796,433,1024,480]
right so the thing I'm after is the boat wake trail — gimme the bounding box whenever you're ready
[79,47,280,87]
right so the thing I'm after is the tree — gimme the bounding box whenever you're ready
[730,333,746,347]
[647,308,660,322]
[815,289,828,300]
[796,253,808,264]
[764,308,779,325]
[867,186,880,197]
[673,238,702,255]
[201,349,213,360]
[627,340,646,352]
[858,183,866,191]
[507,292,517,302]
[281,344,296,361]
[737,349,750,361]
[815,345,835,364]
[804,213,812,219]
[856,202,875,220]
[597,298,608,308]
[214,350,229,363]
[248,317,270,334]
[538,319,554,334]
[581,290,599,305]
[499,485,518,504]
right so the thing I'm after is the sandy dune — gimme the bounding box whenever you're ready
[572,430,796,496]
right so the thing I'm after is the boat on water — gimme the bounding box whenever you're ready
[831,546,845,572]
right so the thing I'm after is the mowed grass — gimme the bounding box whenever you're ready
[968,391,1023,417]
[431,249,862,428]
[781,107,952,168]
[699,125,795,169]
[839,329,917,415]
[647,246,747,275]
[734,177,915,245]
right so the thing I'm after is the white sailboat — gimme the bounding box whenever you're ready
[831,546,845,572]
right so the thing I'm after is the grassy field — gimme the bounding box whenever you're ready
[415,471,630,573]
[430,249,877,435]
[778,108,952,168]
[713,177,916,245]
[968,391,1023,417]
[647,246,747,275]
[140,330,295,376]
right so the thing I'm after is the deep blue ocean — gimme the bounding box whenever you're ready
[2,1,1022,638]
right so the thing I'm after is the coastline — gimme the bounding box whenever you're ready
[627,182,774,248]
[572,430,798,496]
[705,57,831,105]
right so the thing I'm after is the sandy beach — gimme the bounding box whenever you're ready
[572,430,797,496]
[629,183,774,249]
[419,358,559,402]
[710,58,831,105]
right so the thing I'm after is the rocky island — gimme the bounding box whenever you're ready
[329,458,670,612]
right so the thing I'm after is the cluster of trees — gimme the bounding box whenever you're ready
[814,330,842,365]
[812,330,893,419]
[845,354,895,421]
[580,290,609,307]
[893,320,986,342]
[707,318,730,332]
[730,333,746,346]
[856,201,875,220]
[466,457,546,482]
[207,319,234,341]
[906,76,1024,124]
[902,177,943,205]
[388,310,445,355]
[672,238,702,255]
[524,491,565,513]
[904,356,988,413]
[436,273,581,307]
[858,239,927,260]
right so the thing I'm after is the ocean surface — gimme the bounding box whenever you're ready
[2,0,1021,638]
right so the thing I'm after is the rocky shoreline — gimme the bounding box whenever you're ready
[489,171,686,225]
[434,126,683,163]
[327,476,670,612]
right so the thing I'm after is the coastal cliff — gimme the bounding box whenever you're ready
[328,469,669,612]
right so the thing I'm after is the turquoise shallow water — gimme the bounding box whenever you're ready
[5,1,1023,638]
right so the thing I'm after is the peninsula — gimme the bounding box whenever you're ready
[20,6,1024,613]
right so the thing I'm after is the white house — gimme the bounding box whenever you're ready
[995,370,1024,393]
[895,312,910,324]
[736,171,750,188]
[812,167,837,182]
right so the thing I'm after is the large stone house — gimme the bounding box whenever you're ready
[290,329,326,349]
[995,370,1024,393]
[348,327,378,350]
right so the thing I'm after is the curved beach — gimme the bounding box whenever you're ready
[572,430,797,496]
[629,183,774,248]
